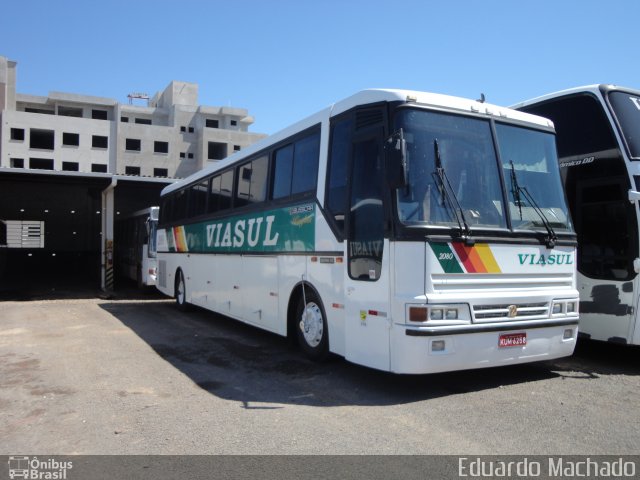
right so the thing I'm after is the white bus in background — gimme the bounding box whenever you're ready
[515,85,640,346]
[115,206,159,288]
[156,89,579,374]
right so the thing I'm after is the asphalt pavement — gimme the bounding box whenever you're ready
[1,292,639,455]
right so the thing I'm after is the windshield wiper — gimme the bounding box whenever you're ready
[433,139,473,243]
[509,160,557,248]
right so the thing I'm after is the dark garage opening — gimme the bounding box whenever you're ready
[0,172,169,299]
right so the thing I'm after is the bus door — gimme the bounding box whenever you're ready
[344,130,391,371]
[575,176,639,343]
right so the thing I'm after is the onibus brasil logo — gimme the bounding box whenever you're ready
[8,456,73,479]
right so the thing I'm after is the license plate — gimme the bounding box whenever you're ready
[499,332,527,348]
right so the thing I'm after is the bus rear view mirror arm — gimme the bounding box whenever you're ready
[628,189,640,203]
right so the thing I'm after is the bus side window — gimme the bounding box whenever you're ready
[348,135,384,281]
[326,117,353,236]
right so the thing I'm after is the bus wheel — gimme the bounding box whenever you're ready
[296,290,328,361]
[175,269,189,310]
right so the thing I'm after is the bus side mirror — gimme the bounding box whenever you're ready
[384,129,408,189]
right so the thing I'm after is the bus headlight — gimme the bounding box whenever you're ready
[551,299,579,316]
[445,308,458,320]
[406,304,470,325]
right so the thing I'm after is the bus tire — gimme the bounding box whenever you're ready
[295,289,329,361]
[175,269,189,310]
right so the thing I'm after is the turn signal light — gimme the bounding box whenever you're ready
[409,306,428,322]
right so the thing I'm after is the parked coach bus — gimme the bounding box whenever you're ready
[515,85,640,346]
[156,89,579,374]
[115,206,159,288]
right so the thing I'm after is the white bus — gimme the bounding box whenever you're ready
[515,85,640,346]
[116,206,159,288]
[156,89,579,374]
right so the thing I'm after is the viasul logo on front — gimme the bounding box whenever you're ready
[8,456,73,479]
[518,253,573,266]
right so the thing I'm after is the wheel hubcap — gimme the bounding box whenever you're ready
[299,302,323,347]
[177,277,184,303]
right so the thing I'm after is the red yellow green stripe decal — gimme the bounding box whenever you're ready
[431,242,501,273]
[173,226,189,252]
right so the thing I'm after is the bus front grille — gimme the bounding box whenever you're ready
[472,302,549,322]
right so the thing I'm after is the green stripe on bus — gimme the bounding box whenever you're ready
[430,242,464,273]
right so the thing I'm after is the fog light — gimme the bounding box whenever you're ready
[445,308,458,320]
[563,328,574,340]
[432,339,446,352]
[409,306,428,322]
[430,308,444,320]
[552,303,563,314]
[566,302,577,313]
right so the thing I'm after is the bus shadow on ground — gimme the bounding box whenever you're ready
[0,276,165,301]
[547,338,640,378]
[96,300,615,408]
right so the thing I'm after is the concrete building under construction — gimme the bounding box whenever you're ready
[0,55,267,296]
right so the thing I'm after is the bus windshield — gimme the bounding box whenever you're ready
[608,91,640,159]
[148,218,158,258]
[495,123,572,231]
[396,109,507,229]
[395,109,572,233]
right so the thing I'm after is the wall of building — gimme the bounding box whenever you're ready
[0,57,267,179]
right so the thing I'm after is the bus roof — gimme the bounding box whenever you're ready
[511,84,640,110]
[162,88,554,196]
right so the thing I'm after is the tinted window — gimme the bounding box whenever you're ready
[326,118,353,233]
[236,155,269,207]
[349,136,384,281]
[292,133,320,194]
[271,130,320,199]
[173,189,188,222]
[189,180,209,217]
[272,144,294,199]
[522,95,617,160]
[608,91,640,159]
[209,170,234,213]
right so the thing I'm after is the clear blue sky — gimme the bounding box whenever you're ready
[1,0,637,135]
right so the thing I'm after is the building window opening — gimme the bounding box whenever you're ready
[125,166,141,175]
[92,135,108,148]
[135,118,152,125]
[63,132,80,146]
[126,138,141,151]
[206,119,219,128]
[92,109,108,120]
[10,158,24,168]
[30,129,55,150]
[154,141,169,154]
[62,161,79,171]
[29,158,54,170]
[154,168,168,177]
[208,142,227,160]
[91,164,108,173]
[10,128,24,141]
[58,106,83,117]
